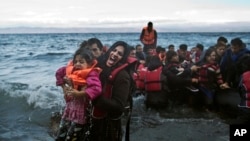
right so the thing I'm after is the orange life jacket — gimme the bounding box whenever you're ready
[66,60,101,90]
[92,57,137,119]
[134,64,147,90]
[145,66,163,91]
[142,27,155,45]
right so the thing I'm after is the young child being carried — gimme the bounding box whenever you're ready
[55,48,102,141]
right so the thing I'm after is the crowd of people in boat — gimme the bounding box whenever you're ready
[53,34,250,141]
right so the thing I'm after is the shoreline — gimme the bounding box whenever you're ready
[130,118,229,141]
[49,105,232,141]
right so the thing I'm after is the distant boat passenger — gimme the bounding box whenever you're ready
[140,21,157,56]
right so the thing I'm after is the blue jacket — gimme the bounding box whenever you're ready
[220,47,250,87]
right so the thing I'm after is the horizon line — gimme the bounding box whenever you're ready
[1,26,250,34]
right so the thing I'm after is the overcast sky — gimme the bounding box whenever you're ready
[1,0,250,32]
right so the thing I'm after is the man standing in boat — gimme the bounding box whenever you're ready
[140,21,157,56]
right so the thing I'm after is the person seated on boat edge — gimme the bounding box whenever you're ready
[213,42,227,64]
[102,44,110,54]
[193,43,204,63]
[177,44,193,75]
[167,44,175,52]
[220,37,250,89]
[236,54,250,124]
[193,48,229,111]
[129,46,136,58]
[156,46,166,65]
[133,62,147,96]
[213,53,250,118]
[134,46,165,96]
[135,44,146,65]
[129,45,146,96]
[190,46,198,64]
[238,54,250,109]
[177,44,192,65]
[143,55,169,110]
[162,51,199,106]
[133,54,155,96]
[216,55,250,124]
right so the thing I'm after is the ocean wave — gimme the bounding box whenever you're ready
[66,39,78,42]
[12,63,40,70]
[32,52,73,60]
[12,52,73,62]
[0,42,13,46]
[0,81,64,109]
[0,91,55,141]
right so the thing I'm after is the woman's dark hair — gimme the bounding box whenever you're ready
[73,48,95,65]
[99,41,130,84]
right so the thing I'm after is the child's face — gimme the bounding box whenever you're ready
[74,55,89,70]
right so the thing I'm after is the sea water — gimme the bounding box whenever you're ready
[0,32,249,141]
